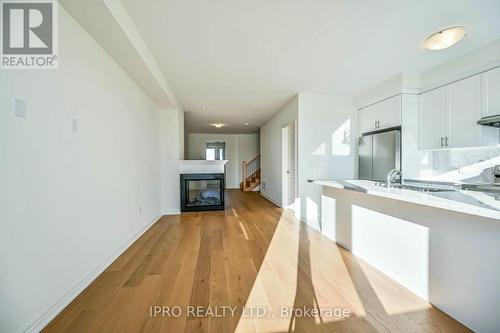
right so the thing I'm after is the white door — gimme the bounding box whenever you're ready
[419,87,446,150]
[378,95,402,129]
[446,75,482,148]
[281,120,297,211]
[360,104,378,133]
[482,66,500,117]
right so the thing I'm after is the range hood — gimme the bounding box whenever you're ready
[477,115,500,128]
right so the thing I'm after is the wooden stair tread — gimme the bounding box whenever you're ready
[241,155,261,192]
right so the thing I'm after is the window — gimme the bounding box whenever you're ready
[206,148,216,160]
[206,142,225,160]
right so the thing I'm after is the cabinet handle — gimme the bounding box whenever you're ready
[441,137,444,147]
[375,120,378,129]
[445,137,449,147]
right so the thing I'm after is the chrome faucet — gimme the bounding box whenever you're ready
[386,169,401,188]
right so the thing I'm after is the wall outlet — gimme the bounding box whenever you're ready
[13,97,26,118]
[138,205,142,215]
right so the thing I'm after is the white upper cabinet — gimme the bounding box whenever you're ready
[378,94,402,129]
[360,104,378,133]
[419,73,494,150]
[359,95,402,134]
[446,75,482,148]
[419,87,446,150]
[482,66,500,117]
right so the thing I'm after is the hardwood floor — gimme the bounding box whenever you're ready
[43,190,471,333]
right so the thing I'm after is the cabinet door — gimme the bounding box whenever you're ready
[482,66,500,117]
[419,87,445,150]
[359,104,378,134]
[378,95,401,129]
[446,75,482,148]
[482,67,500,146]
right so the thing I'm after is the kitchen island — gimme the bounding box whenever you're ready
[312,179,500,333]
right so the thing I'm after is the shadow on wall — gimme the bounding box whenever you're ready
[298,118,355,232]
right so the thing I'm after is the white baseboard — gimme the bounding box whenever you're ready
[163,209,181,215]
[22,214,162,333]
[260,192,282,207]
[300,216,322,232]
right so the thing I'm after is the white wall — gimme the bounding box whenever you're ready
[177,110,185,159]
[420,38,500,91]
[237,133,260,182]
[187,133,237,188]
[297,93,357,230]
[187,133,259,188]
[260,96,298,205]
[0,7,180,333]
[259,93,357,226]
[160,109,184,214]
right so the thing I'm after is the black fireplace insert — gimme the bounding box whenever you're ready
[180,173,225,212]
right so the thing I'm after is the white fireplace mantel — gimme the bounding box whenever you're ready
[179,160,228,174]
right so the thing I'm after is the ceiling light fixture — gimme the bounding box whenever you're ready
[212,123,225,128]
[243,123,249,126]
[423,26,466,50]
[201,105,207,110]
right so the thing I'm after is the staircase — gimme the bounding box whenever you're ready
[240,155,261,192]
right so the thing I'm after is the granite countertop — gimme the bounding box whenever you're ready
[310,179,500,220]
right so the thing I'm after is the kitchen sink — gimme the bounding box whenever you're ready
[374,182,456,192]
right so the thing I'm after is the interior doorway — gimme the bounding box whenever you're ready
[282,119,297,211]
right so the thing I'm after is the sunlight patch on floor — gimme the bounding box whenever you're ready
[309,241,367,320]
[357,259,432,316]
[238,221,250,240]
[235,211,300,333]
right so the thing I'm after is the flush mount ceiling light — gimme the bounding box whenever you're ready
[423,26,467,50]
[243,123,249,126]
[212,123,225,128]
[201,105,207,110]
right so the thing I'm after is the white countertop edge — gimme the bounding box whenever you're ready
[312,179,500,221]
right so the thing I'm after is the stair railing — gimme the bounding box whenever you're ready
[242,155,260,185]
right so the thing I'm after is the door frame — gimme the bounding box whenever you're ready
[281,119,298,211]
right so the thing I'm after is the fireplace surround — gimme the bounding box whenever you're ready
[180,173,225,212]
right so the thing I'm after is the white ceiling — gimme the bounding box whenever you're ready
[122,0,500,133]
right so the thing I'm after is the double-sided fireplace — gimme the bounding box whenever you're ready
[180,173,225,212]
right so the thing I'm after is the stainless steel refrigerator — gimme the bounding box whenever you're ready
[358,128,401,181]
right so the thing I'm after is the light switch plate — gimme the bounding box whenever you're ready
[72,118,78,132]
[13,98,26,118]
